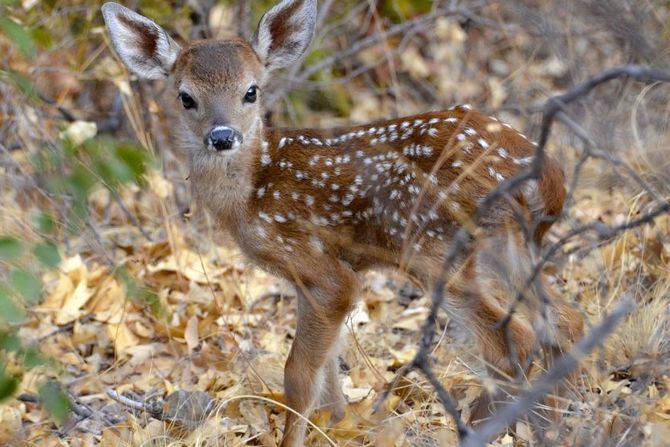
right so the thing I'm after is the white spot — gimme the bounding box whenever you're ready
[259,212,273,223]
[291,192,300,201]
[497,148,509,159]
[256,187,266,198]
[305,195,315,207]
[273,190,281,200]
[478,138,489,148]
[445,117,458,123]
[487,166,500,179]
[427,128,439,137]
[452,160,463,168]
[261,154,272,166]
[465,128,477,136]
[331,184,340,190]
[274,214,287,223]
[513,156,534,166]
[278,137,288,148]
[310,236,324,253]
[457,133,466,141]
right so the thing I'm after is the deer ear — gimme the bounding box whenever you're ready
[252,0,317,73]
[101,2,181,80]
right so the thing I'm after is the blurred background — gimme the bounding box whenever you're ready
[0,1,669,446]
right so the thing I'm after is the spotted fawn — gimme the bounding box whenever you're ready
[102,1,584,445]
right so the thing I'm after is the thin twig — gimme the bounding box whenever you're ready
[462,297,635,447]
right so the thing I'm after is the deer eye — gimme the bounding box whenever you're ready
[244,85,258,104]
[179,92,197,110]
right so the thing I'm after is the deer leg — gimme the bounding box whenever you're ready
[317,355,346,423]
[281,270,358,447]
[536,280,584,421]
[467,292,537,424]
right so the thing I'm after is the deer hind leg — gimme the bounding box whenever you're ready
[465,289,537,424]
[410,252,536,425]
[532,276,584,420]
[281,266,358,447]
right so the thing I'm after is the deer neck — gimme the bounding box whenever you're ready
[188,118,265,227]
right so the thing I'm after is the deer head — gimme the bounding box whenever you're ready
[102,0,317,154]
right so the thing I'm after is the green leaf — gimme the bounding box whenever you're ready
[0,331,21,351]
[115,143,151,183]
[9,269,42,304]
[33,242,60,268]
[0,288,26,324]
[39,382,70,425]
[33,212,55,234]
[0,237,23,261]
[0,69,38,101]
[0,15,36,58]
[30,26,53,49]
[0,371,19,402]
[67,166,97,199]
[23,348,47,369]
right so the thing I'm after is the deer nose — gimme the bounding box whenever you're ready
[208,126,242,151]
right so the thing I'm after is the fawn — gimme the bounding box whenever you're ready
[102,1,583,445]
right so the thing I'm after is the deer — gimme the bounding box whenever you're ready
[102,1,584,445]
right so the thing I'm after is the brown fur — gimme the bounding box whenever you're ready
[104,3,583,445]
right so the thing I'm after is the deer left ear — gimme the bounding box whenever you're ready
[252,0,317,73]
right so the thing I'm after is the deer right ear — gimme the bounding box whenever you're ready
[101,2,181,80]
[252,0,317,73]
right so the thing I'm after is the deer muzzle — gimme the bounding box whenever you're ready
[207,126,243,151]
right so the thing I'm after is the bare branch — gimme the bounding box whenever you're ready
[462,297,635,447]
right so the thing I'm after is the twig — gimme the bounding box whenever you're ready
[462,297,635,447]
[291,4,477,84]
[105,387,147,412]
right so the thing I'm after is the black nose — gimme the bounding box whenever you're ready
[209,127,242,151]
